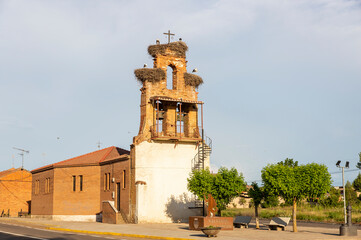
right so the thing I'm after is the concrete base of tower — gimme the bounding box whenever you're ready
[134,141,207,223]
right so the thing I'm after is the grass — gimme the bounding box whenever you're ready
[221,205,361,224]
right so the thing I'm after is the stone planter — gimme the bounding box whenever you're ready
[200,227,222,237]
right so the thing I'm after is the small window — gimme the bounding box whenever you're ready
[108,173,111,190]
[35,180,40,195]
[123,170,126,189]
[79,175,83,191]
[45,178,50,193]
[104,173,111,191]
[72,176,76,192]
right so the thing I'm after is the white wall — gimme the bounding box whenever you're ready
[135,141,205,223]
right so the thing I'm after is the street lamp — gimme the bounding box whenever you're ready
[336,160,349,224]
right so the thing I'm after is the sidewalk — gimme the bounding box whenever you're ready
[0,217,359,240]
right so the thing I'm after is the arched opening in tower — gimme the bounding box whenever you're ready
[166,65,175,90]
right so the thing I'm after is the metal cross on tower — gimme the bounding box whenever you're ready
[163,30,175,43]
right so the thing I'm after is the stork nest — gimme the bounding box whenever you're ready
[148,41,188,58]
[184,73,203,87]
[134,68,166,83]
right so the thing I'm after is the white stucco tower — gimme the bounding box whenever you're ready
[130,40,211,223]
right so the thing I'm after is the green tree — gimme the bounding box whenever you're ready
[187,167,246,215]
[352,173,361,191]
[187,168,213,202]
[262,161,331,232]
[345,181,358,206]
[261,193,280,208]
[248,182,264,229]
[356,152,361,169]
[319,187,341,207]
[277,158,298,167]
[212,167,246,214]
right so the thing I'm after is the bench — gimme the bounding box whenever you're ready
[233,216,252,228]
[266,217,290,231]
[18,211,28,217]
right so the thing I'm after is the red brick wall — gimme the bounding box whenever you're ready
[31,169,54,215]
[102,201,117,224]
[53,166,101,215]
[100,159,130,217]
[0,169,31,217]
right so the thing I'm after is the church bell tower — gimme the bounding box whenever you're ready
[134,40,204,144]
[131,36,210,223]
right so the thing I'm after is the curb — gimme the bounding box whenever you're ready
[46,227,197,240]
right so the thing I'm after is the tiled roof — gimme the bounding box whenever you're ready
[31,146,130,173]
[0,168,16,179]
[0,168,29,179]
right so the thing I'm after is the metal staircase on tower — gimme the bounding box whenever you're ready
[190,134,212,208]
[191,135,212,171]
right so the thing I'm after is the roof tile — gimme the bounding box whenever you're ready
[32,146,130,172]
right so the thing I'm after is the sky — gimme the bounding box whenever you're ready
[1,0,361,186]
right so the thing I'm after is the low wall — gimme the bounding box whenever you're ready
[31,214,96,222]
[189,216,233,230]
[102,201,124,224]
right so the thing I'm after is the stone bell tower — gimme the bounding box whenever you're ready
[130,38,210,223]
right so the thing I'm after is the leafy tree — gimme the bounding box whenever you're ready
[319,187,341,207]
[187,168,213,202]
[261,194,280,208]
[212,167,246,214]
[277,158,298,167]
[262,161,331,232]
[248,182,264,229]
[356,152,361,169]
[352,173,361,191]
[345,181,358,206]
[187,167,246,215]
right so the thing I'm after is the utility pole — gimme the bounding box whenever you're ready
[337,160,358,236]
[13,147,29,169]
[336,160,349,224]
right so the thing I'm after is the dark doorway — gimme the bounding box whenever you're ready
[27,200,31,214]
[116,182,121,211]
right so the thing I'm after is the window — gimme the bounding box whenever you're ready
[45,178,50,193]
[104,173,111,191]
[35,180,40,195]
[123,170,126,189]
[79,175,83,191]
[72,176,76,192]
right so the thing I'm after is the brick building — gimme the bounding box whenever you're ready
[0,168,32,217]
[31,146,130,221]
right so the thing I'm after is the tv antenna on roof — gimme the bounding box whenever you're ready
[97,141,102,149]
[13,147,29,169]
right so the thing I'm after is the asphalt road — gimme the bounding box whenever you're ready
[0,222,151,240]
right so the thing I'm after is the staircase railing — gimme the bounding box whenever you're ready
[191,133,212,171]
[190,133,212,209]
